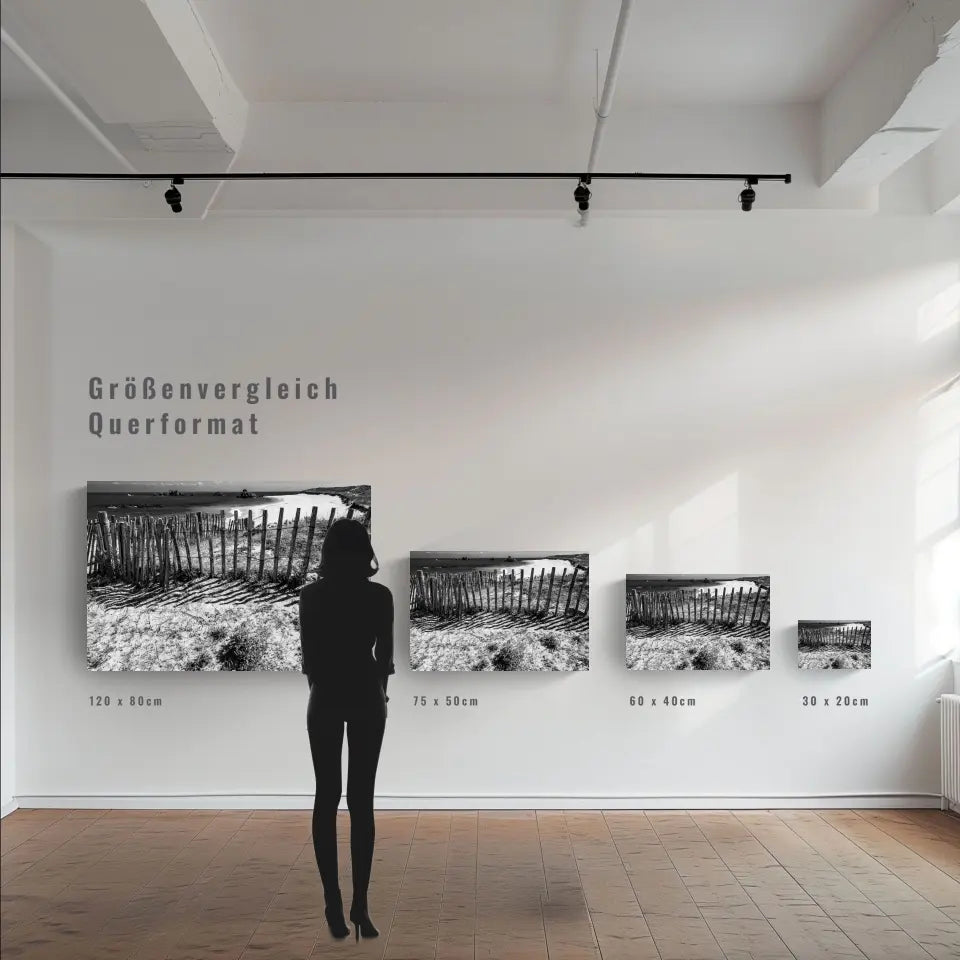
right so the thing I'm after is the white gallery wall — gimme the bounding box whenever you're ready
[6,214,960,808]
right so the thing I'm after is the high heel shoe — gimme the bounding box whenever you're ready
[349,904,380,940]
[323,892,350,939]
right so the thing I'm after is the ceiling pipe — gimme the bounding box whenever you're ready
[580,0,635,226]
[0,28,138,174]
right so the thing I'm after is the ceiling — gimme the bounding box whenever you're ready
[192,0,904,105]
[1,0,958,217]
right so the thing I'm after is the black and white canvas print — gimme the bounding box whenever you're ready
[798,620,872,669]
[409,552,589,671]
[86,481,371,671]
[626,575,771,670]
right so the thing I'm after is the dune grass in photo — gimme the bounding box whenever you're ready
[410,614,589,671]
[798,647,872,670]
[87,586,299,671]
[626,626,769,670]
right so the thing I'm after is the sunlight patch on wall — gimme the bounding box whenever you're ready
[915,377,960,667]
[916,393,960,542]
[917,280,960,342]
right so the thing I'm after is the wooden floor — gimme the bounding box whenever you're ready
[2,809,959,959]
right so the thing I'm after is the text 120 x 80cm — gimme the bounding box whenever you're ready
[89,696,163,707]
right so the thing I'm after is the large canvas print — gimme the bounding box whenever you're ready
[626,575,771,670]
[86,481,371,670]
[798,620,871,669]
[409,552,589,671]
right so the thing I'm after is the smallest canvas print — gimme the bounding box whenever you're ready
[798,621,871,670]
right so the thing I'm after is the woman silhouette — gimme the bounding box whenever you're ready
[299,517,394,941]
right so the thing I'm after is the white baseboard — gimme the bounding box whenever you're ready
[13,792,943,810]
[1,798,19,818]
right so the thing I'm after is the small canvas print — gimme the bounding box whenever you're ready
[798,620,871,670]
[86,481,370,671]
[626,575,770,670]
[409,552,589,671]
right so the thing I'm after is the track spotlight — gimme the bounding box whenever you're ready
[573,177,592,213]
[164,176,184,214]
[739,177,757,212]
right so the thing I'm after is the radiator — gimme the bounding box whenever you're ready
[941,694,960,808]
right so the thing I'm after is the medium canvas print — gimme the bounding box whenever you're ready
[626,575,770,670]
[86,481,371,670]
[798,620,871,669]
[409,552,589,671]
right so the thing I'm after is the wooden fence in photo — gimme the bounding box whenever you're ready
[627,583,769,629]
[87,502,369,590]
[410,565,589,621]
[799,623,870,649]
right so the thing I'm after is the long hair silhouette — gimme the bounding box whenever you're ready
[299,518,394,941]
[318,517,379,578]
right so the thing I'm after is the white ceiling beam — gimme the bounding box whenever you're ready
[820,0,960,188]
[1,0,238,160]
[1,1,213,125]
[141,0,248,153]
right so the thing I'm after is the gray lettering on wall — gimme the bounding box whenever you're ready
[86,375,335,438]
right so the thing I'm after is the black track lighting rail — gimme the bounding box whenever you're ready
[0,170,792,182]
[0,169,792,214]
